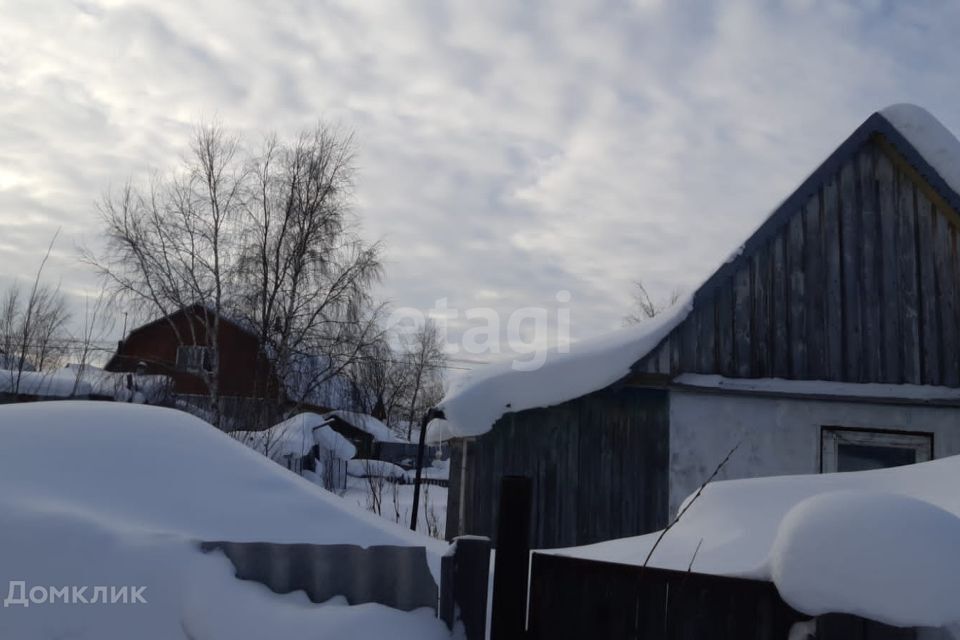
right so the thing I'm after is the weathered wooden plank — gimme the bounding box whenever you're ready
[876,151,902,383]
[936,212,959,387]
[656,339,671,374]
[897,171,922,384]
[733,265,752,377]
[859,146,883,381]
[802,190,825,378]
[751,247,771,377]
[770,232,789,377]
[786,209,806,378]
[717,280,735,377]
[679,308,699,373]
[697,302,717,373]
[822,172,844,380]
[949,225,960,387]
[916,190,940,384]
[840,158,863,382]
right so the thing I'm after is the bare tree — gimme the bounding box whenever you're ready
[401,319,446,441]
[237,125,383,422]
[624,280,682,325]
[345,336,411,431]
[87,122,382,430]
[87,124,245,427]
[0,235,71,392]
[67,285,117,397]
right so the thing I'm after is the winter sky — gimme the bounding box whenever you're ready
[1,0,959,362]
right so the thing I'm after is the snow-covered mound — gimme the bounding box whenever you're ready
[0,402,447,639]
[769,490,960,627]
[427,299,691,441]
[234,412,358,460]
[551,455,960,629]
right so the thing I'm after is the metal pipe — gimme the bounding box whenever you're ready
[410,407,444,531]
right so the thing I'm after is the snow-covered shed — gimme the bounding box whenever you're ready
[323,409,400,458]
[432,104,960,549]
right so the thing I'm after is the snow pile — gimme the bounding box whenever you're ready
[551,455,960,629]
[234,412,357,460]
[769,490,960,627]
[326,410,399,442]
[881,104,960,198]
[427,299,691,441]
[0,402,447,639]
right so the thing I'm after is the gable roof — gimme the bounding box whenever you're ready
[678,105,960,328]
[631,104,960,376]
[428,105,960,441]
[122,304,259,342]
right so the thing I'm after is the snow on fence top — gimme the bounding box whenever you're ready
[326,409,399,443]
[881,103,960,199]
[427,298,692,441]
[549,455,960,629]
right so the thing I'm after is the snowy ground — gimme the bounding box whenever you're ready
[338,475,448,540]
[0,401,449,640]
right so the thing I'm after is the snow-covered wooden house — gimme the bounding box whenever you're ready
[430,104,960,549]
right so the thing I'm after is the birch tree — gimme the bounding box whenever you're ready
[87,121,382,429]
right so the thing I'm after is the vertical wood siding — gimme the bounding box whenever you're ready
[640,137,960,387]
[446,387,669,549]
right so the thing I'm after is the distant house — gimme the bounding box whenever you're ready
[105,305,280,424]
[433,104,960,549]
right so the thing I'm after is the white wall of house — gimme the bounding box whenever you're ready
[668,388,960,517]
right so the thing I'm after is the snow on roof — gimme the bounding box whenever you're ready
[0,368,92,397]
[0,401,447,638]
[426,299,692,441]
[235,412,357,460]
[326,409,399,442]
[673,374,960,404]
[881,103,960,199]
[548,455,960,629]
[61,364,171,401]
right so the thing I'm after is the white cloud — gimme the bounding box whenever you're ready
[1,0,960,355]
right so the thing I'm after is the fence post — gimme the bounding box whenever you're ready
[440,536,491,640]
[491,475,533,640]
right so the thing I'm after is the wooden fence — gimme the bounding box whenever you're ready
[525,551,927,640]
[527,553,801,640]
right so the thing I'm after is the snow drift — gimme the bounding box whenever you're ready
[551,454,960,629]
[0,402,447,639]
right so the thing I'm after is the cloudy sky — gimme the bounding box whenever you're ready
[2,0,959,364]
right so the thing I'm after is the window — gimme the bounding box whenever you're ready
[821,427,932,473]
[175,345,215,373]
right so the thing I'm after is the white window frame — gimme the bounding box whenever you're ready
[820,426,932,473]
[176,345,215,373]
